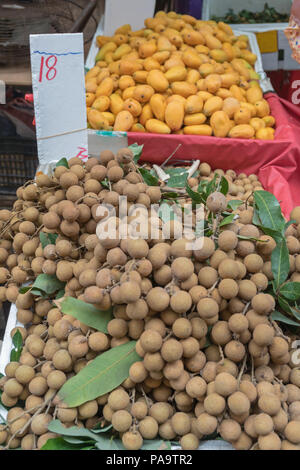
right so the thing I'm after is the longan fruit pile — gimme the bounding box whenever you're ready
[0,147,300,451]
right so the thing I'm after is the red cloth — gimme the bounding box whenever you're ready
[128,93,300,219]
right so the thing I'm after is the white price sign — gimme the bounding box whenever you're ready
[30,33,88,165]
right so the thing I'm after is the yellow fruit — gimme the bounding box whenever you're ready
[184,113,206,126]
[165,66,187,83]
[122,86,136,100]
[182,50,202,68]
[147,70,169,92]
[182,30,205,46]
[145,119,171,134]
[110,94,124,115]
[95,77,114,97]
[88,109,110,130]
[166,94,186,106]
[218,22,233,36]
[220,73,239,89]
[203,96,223,116]
[139,103,153,126]
[254,100,270,118]
[256,128,275,140]
[216,88,232,100]
[131,123,146,132]
[139,41,157,58]
[144,57,161,71]
[171,81,197,98]
[246,87,263,104]
[119,60,142,75]
[234,107,251,125]
[85,66,101,80]
[165,101,184,131]
[123,98,142,117]
[96,68,110,85]
[150,94,166,121]
[95,42,117,62]
[222,43,235,61]
[229,124,255,139]
[85,78,97,93]
[241,102,256,117]
[86,93,95,107]
[133,85,155,103]
[185,95,203,114]
[187,69,200,84]
[92,96,110,112]
[210,110,231,137]
[183,124,212,135]
[152,50,170,64]
[157,36,173,52]
[199,63,215,78]
[250,117,266,132]
[133,71,149,83]
[204,33,222,50]
[113,110,134,131]
[241,50,257,65]
[205,74,222,94]
[230,85,246,102]
[262,115,276,127]
[102,112,115,125]
[197,91,213,102]
[210,49,228,63]
[112,44,131,60]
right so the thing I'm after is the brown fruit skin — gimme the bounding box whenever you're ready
[284,421,300,444]
[207,192,227,213]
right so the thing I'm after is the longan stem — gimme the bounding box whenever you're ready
[218,345,225,364]
[237,355,247,384]
[242,301,251,315]
[272,321,291,343]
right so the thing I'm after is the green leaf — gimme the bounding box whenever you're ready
[128,143,144,164]
[254,191,285,233]
[55,158,69,168]
[290,307,300,322]
[227,199,243,211]
[58,341,141,407]
[158,203,178,223]
[100,178,110,189]
[237,234,268,242]
[219,214,236,227]
[165,168,188,188]
[279,282,300,301]
[278,295,293,314]
[32,274,65,295]
[220,176,229,196]
[48,420,106,442]
[271,311,300,326]
[138,168,159,186]
[206,174,218,196]
[55,289,65,299]
[60,297,113,333]
[185,183,202,204]
[271,239,290,289]
[94,434,124,450]
[41,437,92,450]
[39,232,58,249]
[10,330,23,362]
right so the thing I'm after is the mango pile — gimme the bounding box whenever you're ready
[85,11,275,139]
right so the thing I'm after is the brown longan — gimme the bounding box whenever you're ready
[171,412,191,436]
[218,419,242,442]
[122,431,143,450]
[111,410,132,432]
[140,329,162,353]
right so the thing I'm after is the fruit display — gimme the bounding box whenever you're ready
[0,146,300,451]
[212,4,289,24]
[85,11,276,140]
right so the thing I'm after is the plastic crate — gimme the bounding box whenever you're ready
[0,138,38,194]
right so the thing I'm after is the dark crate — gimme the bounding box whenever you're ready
[0,138,39,194]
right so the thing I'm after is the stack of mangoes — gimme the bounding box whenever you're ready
[85,11,275,140]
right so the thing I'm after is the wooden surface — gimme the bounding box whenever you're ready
[1,63,32,87]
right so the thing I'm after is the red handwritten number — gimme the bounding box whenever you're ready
[39,55,57,82]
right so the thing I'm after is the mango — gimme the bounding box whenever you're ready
[241,102,256,117]
[197,91,213,102]
[254,99,270,118]
[222,97,240,118]
[145,119,171,134]
[131,123,146,132]
[110,94,124,115]
[164,56,185,70]
[96,68,110,85]
[86,93,95,107]
[157,36,173,52]
[182,30,205,46]
[187,70,200,85]
[216,88,232,100]
[133,85,155,103]
[147,70,169,92]
[171,81,197,98]
[165,66,187,83]
[184,113,206,126]
[122,86,136,100]
[218,22,233,37]
[88,109,110,130]
[256,127,275,140]
[113,34,129,46]
[113,110,134,131]
[133,71,149,83]
[183,125,212,136]
[118,75,135,90]
[234,107,251,125]
[139,104,153,126]
[165,101,184,131]
[204,33,222,50]
[210,110,231,137]
[102,112,115,125]
[95,77,114,97]
[229,124,255,139]
[185,95,203,114]
[203,96,223,116]
[123,98,142,117]
[250,117,266,132]
[246,87,263,104]
[262,115,276,127]
[150,94,166,121]
[199,63,215,78]
[95,42,117,62]
[230,85,246,102]
[166,94,186,106]
[139,41,157,58]
[205,74,222,94]
[92,96,110,112]
[220,73,239,88]
[119,60,142,75]
[210,49,228,63]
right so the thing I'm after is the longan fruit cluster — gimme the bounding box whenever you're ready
[0,148,300,450]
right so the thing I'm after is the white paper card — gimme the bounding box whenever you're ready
[30,33,88,165]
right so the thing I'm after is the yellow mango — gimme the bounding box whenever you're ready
[182,30,205,46]
[184,113,206,126]
[112,44,132,60]
[143,57,161,71]
[171,81,197,98]
[235,40,248,50]
[88,109,110,130]
[254,99,270,118]
[246,87,263,104]
[123,98,142,117]
[166,94,186,106]
[182,14,197,25]
[182,50,202,69]
[195,45,210,55]
[96,35,112,48]
[95,77,114,97]
[204,33,222,50]
[86,93,95,107]
[203,96,223,116]
[113,110,134,131]
[240,49,257,65]
[157,36,173,52]
[164,56,185,70]
[185,95,203,114]
[241,102,256,117]
[147,70,169,92]
[96,68,110,85]
[230,85,246,102]
[216,88,232,100]
[139,41,157,58]
[196,78,207,91]
[205,74,222,94]
[256,127,275,140]
[139,104,153,126]
[187,69,200,84]
[231,59,250,80]
[113,34,129,46]
[216,30,231,44]
[118,75,135,90]
[262,115,276,127]
[152,50,170,64]
[229,124,255,139]
[165,66,187,82]
[199,63,215,78]
[210,110,231,137]
[222,97,240,118]
[110,94,124,115]
[197,91,213,102]
[108,60,121,74]
[122,86,136,100]
[183,125,212,136]
[165,101,184,131]
[220,73,239,88]
[131,123,146,132]
[119,60,142,75]
[234,107,251,125]
[95,42,117,62]
[115,24,131,35]
[104,51,114,64]
[133,71,149,83]
[133,85,155,103]
[209,49,228,63]
[145,119,171,134]
[85,66,101,81]
[222,43,235,61]
[150,94,166,121]
[101,112,115,125]
[250,117,266,132]
[95,60,107,68]
[92,96,110,112]
[218,22,233,36]
[85,78,97,93]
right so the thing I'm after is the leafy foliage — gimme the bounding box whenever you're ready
[60,297,113,333]
[10,330,23,362]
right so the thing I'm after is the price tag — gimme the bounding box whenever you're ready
[30,34,88,166]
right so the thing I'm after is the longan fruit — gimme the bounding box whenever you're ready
[211,321,231,346]
[1,392,18,407]
[15,365,35,385]
[122,431,143,450]
[197,297,219,319]
[140,329,162,353]
[31,413,52,435]
[139,416,159,439]
[193,237,215,261]
[224,340,246,363]
[197,266,218,289]
[218,419,242,442]
[269,336,289,359]
[47,370,67,390]
[78,400,98,419]
[206,191,227,213]
[254,413,274,436]
[171,257,194,282]
[227,391,250,416]
[204,393,226,416]
[163,359,184,381]
[5,362,19,378]
[218,259,239,279]
[258,393,281,416]
[4,378,24,398]
[131,401,148,420]
[129,361,148,383]
[218,231,238,251]
[88,332,109,352]
[196,413,217,435]
[258,432,281,450]
[171,412,191,436]
[52,349,72,371]
[127,239,149,259]
[107,318,128,338]
[57,406,78,423]
[161,338,183,363]
[284,420,300,444]
[251,293,275,315]
[231,431,252,450]
[218,279,239,300]
[112,410,132,432]
[253,324,275,347]
[214,372,238,397]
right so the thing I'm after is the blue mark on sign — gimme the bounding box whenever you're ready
[33,50,83,56]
